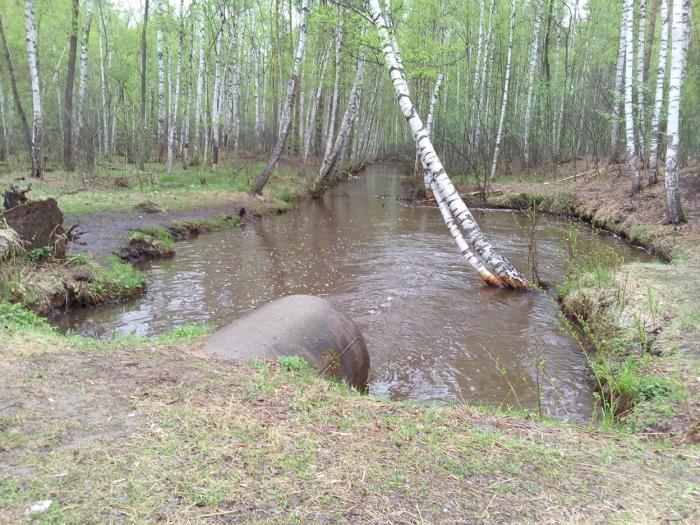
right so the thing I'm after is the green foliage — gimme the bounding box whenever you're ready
[277,355,312,373]
[0,302,51,332]
[25,246,54,262]
[629,224,656,247]
[89,257,146,298]
[156,324,211,343]
[507,193,552,211]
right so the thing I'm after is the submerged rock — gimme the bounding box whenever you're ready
[204,295,370,390]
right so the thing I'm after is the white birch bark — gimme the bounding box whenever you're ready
[488,1,516,195]
[648,0,669,184]
[302,42,330,164]
[0,83,7,159]
[74,0,93,161]
[314,52,365,190]
[664,0,690,223]
[636,0,647,157]
[322,24,343,171]
[157,24,166,162]
[611,9,626,162]
[254,50,261,139]
[624,0,641,192]
[523,0,543,165]
[251,0,310,194]
[473,0,495,156]
[193,5,205,163]
[231,19,244,155]
[211,15,223,167]
[368,0,527,289]
[98,17,109,154]
[167,0,184,176]
[24,0,43,177]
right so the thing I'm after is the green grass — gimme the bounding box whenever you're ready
[0,157,306,216]
[629,224,657,246]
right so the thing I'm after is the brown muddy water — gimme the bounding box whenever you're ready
[55,164,653,421]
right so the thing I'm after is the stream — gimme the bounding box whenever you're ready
[55,164,653,421]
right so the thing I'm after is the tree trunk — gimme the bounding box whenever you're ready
[302,42,330,167]
[648,0,669,185]
[644,0,660,83]
[368,0,528,289]
[314,52,365,192]
[251,0,311,195]
[138,0,149,171]
[636,0,647,160]
[473,0,495,158]
[624,0,641,192]
[210,12,224,169]
[523,0,543,166]
[321,23,343,172]
[98,4,110,155]
[488,1,516,197]
[167,0,184,176]
[0,15,32,164]
[74,0,93,165]
[63,0,79,171]
[157,24,166,163]
[24,0,43,178]
[610,8,626,164]
[193,5,205,165]
[0,82,7,161]
[664,0,690,223]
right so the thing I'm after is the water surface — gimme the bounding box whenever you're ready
[56,164,652,421]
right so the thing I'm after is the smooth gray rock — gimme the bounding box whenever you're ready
[204,295,370,390]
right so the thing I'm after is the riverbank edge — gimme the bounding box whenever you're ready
[2,158,370,317]
[462,184,699,440]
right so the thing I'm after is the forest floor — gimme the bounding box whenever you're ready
[1,316,698,524]
[467,160,700,441]
[1,157,699,522]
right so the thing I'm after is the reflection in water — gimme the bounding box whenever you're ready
[55,164,652,421]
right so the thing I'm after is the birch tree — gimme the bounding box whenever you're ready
[610,10,626,163]
[523,0,543,166]
[368,0,528,289]
[167,0,184,176]
[63,0,79,171]
[488,1,516,196]
[623,0,641,192]
[24,0,43,177]
[138,0,149,171]
[74,0,94,163]
[0,82,7,161]
[664,0,690,223]
[635,0,647,158]
[321,23,344,173]
[251,0,311,195]
[157,20,166,162]
[192,4,205,164]
[648,0,669,185]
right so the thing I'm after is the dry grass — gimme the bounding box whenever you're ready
[0,331,698,524]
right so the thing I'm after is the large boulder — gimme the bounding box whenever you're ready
[204,295,370,390]
[0,198,65,258]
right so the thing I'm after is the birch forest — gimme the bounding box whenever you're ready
[0,0,696,219]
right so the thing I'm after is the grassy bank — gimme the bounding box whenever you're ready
[470,166,699,439]
[0,309,697,523]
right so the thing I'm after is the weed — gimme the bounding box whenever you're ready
[277,355,312,373]
[629,224,656,246]
[25,246,54,262]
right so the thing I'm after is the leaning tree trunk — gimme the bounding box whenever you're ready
[321,23,343,173]
[24,0,43,178]
[251,0,310,195]
[138,0,149,171]
[313,52,365,193]
[610,8,626,164]
[623,0,641,193]
[63,0,79,171]
[488,1,516,197]
[0,14,32,164]
[74,0,93,164]
[167,0,184,176]
[648,0,669,185]
[523,0,543,166]
[367,0,528,289]
[664,0,690,224]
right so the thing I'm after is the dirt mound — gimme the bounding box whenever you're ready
[0,198,66,258]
